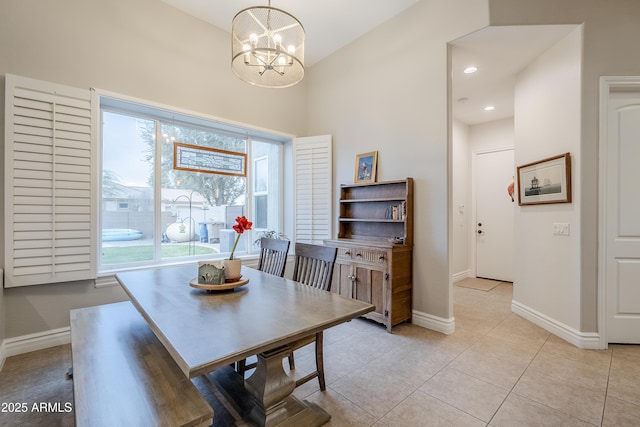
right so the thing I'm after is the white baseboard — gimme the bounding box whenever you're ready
[4,327,71,358]
[511,300,603,349]
[452,270,471,282]
[412,309,455,335]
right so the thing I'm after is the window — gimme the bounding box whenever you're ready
[4,74,311,287]
[100,98,285,272]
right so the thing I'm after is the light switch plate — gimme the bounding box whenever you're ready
[553,223,570,236]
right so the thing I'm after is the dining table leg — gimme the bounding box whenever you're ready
[244,346,331,427]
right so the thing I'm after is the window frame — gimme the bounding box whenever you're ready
[253,155,269,230]
[97,93,291,274]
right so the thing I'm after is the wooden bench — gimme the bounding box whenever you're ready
[70,301,213,427]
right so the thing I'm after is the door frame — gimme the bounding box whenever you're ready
[598,76,640,348]
[471,146,514,279]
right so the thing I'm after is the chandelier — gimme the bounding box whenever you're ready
[231,1,305,88]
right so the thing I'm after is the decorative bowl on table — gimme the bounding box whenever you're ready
[191,261,248,291]
[189,276,249,292]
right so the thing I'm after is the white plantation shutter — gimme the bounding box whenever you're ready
[4,74,96,287]
[293,135,332,244]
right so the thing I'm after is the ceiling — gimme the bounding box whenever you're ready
[450,25,577,125]
[160,1,576,125]
[160,0,419,66]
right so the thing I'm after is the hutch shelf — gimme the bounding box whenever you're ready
[325,178,413,332]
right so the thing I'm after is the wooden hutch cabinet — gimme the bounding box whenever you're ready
[324,178,413,332]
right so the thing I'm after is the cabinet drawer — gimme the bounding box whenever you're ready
[336,247,388,265]
[336,247,354,261]
[352,249,388,265]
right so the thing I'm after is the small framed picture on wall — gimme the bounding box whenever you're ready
[354,151,378,184]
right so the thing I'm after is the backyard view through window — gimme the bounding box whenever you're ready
[101,103,282,271]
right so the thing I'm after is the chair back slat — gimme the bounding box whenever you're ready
[257,238,290,277]
[292,243,337,291]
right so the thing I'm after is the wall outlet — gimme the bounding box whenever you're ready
[553,223,570,236]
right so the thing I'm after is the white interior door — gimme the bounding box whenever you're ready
[475,148,515,282]
[605,91,640,344]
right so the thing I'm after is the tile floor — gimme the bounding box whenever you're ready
[1,279,639,426]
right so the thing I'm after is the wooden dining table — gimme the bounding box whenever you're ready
[116,264,374,427]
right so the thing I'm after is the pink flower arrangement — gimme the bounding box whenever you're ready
[229,216,252,260]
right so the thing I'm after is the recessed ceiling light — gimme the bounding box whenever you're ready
[463,66,478,74]
[484,105,495,111]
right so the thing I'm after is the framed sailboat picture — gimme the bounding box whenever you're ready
[517,153,571,206]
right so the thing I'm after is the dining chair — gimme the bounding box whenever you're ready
[256,237,290,277]
[237,243,337,392]
[236,237,291,377]
[288,242,337,391]
[291,242,337,291]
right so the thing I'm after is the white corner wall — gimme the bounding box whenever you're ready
[452,120,471,280]
[513,27,582,330]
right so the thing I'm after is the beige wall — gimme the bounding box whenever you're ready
[451,120,470,278]
[470,118,514,154]
[308,0,640,337]
[513,27,582,329]
[306,0,490,321]
[0,0,306,338]
[3,0,640,343]
[0,0,307,135]
[490,0,640,333]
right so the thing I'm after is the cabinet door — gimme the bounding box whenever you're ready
[354,264,386,318]
[331,262,353,298]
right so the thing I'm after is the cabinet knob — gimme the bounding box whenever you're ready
[356,253,362,257]
[378,255,385,260]
[344,251,351,256]
[348,275,356,281]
